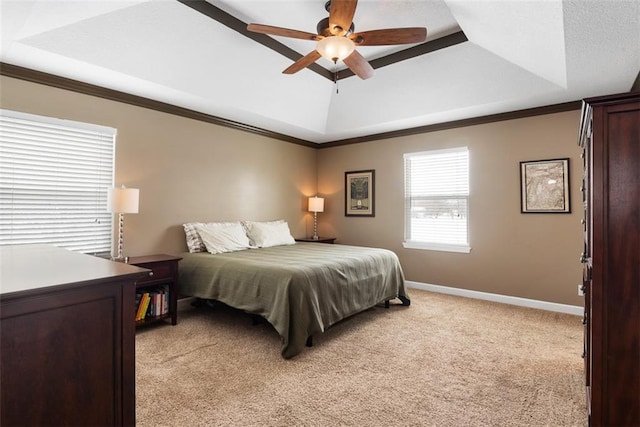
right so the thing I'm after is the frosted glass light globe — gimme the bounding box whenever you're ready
[316,36,355,62]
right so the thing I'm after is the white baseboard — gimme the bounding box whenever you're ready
[406,281,583,316]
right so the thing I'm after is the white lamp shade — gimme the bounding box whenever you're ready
[316,36,355,62]
[308,196,325,213]
[107,186,139,214]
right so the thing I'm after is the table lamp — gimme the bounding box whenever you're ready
[107,185,139,262]
[308,196,324,240]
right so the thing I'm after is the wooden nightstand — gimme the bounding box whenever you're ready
[295,237,336,244]
[128,254,182,326]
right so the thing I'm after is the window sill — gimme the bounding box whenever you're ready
[402,241,471,253]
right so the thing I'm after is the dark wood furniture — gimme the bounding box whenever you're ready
[295,237,336,244]
[128,254,182,326]
[0,244,149,427]
[578,91,640,426]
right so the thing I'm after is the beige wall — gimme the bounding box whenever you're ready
[317,111,584,306]
[1,75,583,306]
[0,76,318,256]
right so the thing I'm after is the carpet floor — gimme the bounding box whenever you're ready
[135,289,586,426]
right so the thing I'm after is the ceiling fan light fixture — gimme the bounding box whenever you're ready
[316,36,355,63]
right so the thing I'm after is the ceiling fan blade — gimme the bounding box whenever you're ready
[283,50,322,74]
[247,23,321,41]
[329,0,358,36]
[342,50,374,80]
[351,28,427,46]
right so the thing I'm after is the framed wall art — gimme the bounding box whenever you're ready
[345,169,375,217]
[520,158,570,213]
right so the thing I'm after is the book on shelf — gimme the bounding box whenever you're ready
[136,293,151,321]
[135,285,170,322]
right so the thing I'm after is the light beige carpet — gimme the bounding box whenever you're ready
[135,289,586,426]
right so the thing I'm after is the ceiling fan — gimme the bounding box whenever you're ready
[247,0,427,80]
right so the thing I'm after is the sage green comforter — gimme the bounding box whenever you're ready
[179,243,409,358]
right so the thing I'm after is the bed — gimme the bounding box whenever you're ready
[179,242,409,359]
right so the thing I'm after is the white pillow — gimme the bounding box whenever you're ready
[241,219,283,246]
[195,222,252,254]
[243,220,295,248]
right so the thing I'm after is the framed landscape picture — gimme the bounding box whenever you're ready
[520,158,570,213]
[345,170,375,217]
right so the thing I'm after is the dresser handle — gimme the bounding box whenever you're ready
[580,253,588,263]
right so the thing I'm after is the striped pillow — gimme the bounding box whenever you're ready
[182,222,206,253]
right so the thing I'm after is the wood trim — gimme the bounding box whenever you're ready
[318,101,583,148]
[1,2,631,149]
[176,0,333,81]
[1,62,585,148]
[0,62,316,148]
[177,0,467,82]
[336,31,468,80]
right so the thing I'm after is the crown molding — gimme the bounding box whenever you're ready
[2,62,584,149]
[0,62,316,148]
[318,101,582,148]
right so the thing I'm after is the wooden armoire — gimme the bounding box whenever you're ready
[578,91,640,426]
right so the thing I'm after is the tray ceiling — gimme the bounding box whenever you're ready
[1,0,639,144]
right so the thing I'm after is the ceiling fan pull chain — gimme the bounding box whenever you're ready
[334,62,339,94]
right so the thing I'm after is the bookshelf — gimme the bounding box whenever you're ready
[128,254,182,326]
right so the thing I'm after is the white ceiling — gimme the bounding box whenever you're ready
[1,0,639,144]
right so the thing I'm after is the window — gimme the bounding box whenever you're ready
[403,147,470,253]
[0,109,116,255]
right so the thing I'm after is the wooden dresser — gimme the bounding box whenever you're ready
[578,92,640,426]
[0,245,149,426]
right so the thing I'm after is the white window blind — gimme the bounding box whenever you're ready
[0,109,115,254]
[403,147,470,253]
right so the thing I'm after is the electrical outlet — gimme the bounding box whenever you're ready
[578,284,585,296]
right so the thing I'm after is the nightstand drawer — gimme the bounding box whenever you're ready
[136,263,172,284]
